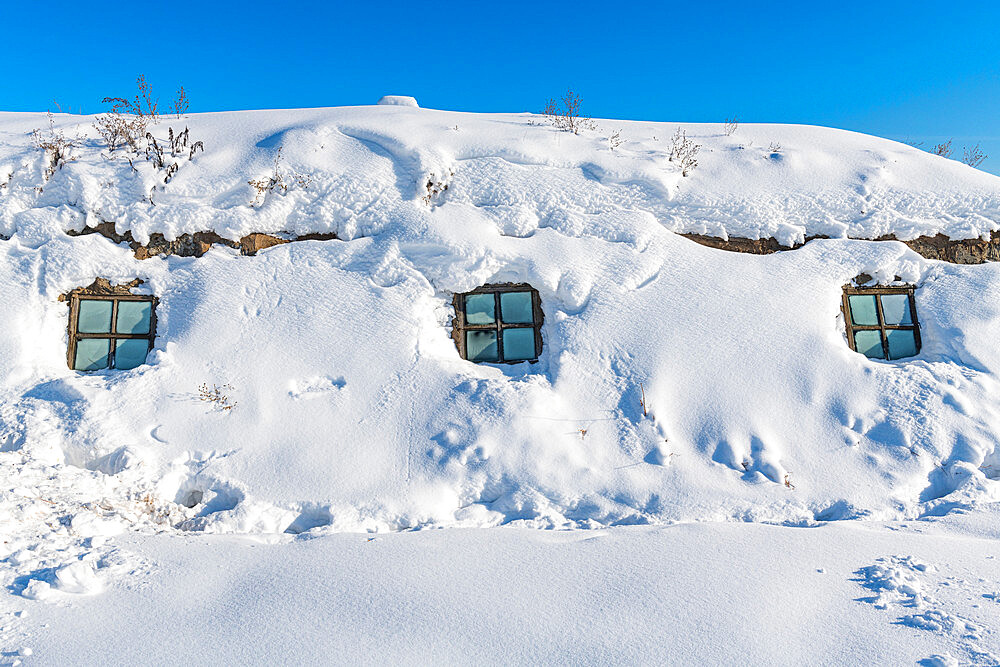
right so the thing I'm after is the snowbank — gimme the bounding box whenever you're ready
[0,105,998,541]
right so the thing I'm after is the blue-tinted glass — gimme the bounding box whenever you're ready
[113,339,150,370]
[502,328,536,361]
[880,294,912,325]
[854,331,884,359]
[464,294,495,325]
[499,292,533,324]
[74,339,110,371]
[848,295,879,326]
[77,300,113,333]
[116,301,152,334]
[886,329,918,360]
[466,330,498,362]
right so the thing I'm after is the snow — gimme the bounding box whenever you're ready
[4,517,999,665]
[376,95,419,107]
[2,107,999,245]
[0,103,999,662]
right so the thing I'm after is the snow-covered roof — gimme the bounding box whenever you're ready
[2,106,998,247]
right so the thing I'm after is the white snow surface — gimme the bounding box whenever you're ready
[0,106,998,533]
[4,517,1000,666]
[376,95,419,107]
[2,106,1000,245]
[1,106,1000,660]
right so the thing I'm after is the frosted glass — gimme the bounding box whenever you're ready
[502,328,536,361]
[466,330,498,362]
[854,331,884,359]
[886,329,918,360]
[848,295,879,326]
[114,339,150,370]
[499,292,533,324]
[116,301,152,334]
[465,294,495,325]
[77,300,113,333]
[74,339,110,371]
[880,294,912,325]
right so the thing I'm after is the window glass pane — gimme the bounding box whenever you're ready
[464,294,495,325]
[499,292,533,324]
[116,301,152,334]
[74,339,110,371]
[853,331,885,359]
[466,330,499,362]
[848,295,879,326]
[502,328,536,361]
[77,300,113,333]
[114,339,150,370]
[880,293,913,325]
[886,329,918,360]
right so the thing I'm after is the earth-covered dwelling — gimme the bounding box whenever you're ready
[1,102,999,536]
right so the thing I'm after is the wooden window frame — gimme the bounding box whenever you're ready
[841,285,921,360]
[451,283,544,364]
[67,291,158,371]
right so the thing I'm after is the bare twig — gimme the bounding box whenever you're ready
[932,140,954,158]
[31,112,79,181]
[541,89,596,135]
[962,143,987,168]
[198,383,237,411]
[668,127,701,176]
[172,86,189,119]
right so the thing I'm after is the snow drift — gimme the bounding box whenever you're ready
[0,105,999,537]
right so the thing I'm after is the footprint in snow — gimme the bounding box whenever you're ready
[854,556,1000,666]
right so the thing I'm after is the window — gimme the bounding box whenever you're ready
[841,285,920,360]
[452,284,543,363]
[66,286,157,371]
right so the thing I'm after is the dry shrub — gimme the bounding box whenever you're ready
[31,112,79,181]
[608,129,623,151]
[932,140,954,158]
[172,86,189,118]
[668,127,701,176]
[962,144,987,168]
[198,383,237,411]
[94,74,160,153]
[248,147,311,207]
[542,89,596,135]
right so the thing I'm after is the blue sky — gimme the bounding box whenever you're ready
[3,0,999,173]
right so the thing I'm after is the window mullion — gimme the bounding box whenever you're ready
[908,290,922,351]
[109,299,119,369]
[874,294,889,359]
[495,292,504,362]
[69,296,80,369]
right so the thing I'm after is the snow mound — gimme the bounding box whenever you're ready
[0,104,998,549]
[377,95,419,107]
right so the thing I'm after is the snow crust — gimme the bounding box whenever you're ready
[0,106,999,628]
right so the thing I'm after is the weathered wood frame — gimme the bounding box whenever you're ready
[67,290,158,371]
[451,283,544,364]
[841,285,921,360]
